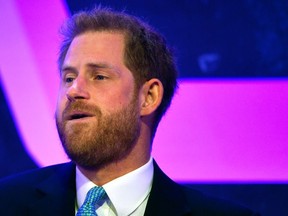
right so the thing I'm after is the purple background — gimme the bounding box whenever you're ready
[1,0,287,182]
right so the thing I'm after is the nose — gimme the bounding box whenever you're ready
[66,76,90,101]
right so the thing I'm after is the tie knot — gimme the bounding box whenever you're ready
[76,186,106,216]
[86,186,106,205]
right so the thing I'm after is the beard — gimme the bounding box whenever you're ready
[56,96,140,170]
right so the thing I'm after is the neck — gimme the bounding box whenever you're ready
[77,125,152,186]
[78,154,150,186]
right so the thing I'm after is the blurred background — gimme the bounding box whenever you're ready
[0,0,288,215]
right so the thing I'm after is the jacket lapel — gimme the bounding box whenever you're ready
[28,163,76,216]
[144,161,191,216]
[22,161,191,215]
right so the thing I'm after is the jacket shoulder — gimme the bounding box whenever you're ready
[0,162,76,215]
[180,185,259,216]
[150,161,259,216]
[0,162,74,192]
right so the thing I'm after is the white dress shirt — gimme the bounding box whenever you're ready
[76,157,154,216]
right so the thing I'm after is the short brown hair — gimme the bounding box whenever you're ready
[58,6,178,136]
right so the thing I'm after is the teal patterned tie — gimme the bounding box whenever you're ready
[76,186,106,216]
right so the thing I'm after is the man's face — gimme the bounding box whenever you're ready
[56,32,141,169]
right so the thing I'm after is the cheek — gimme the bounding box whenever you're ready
[56,93,66,118]
[95,93,131,115]
[93,82,135,110]
[113,87,135,105]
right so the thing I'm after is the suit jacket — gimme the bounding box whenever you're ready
[0,161,259,216]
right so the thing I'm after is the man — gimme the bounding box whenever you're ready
[0,7,259,216]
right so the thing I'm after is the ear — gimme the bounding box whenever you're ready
[140,78,164,116]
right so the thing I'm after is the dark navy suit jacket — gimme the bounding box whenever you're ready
[0,161,259,216]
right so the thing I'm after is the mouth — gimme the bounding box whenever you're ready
[66,112,94,121]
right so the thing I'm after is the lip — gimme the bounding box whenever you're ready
[64,111,95,121]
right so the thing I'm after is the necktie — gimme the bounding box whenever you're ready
[76,186,106,216]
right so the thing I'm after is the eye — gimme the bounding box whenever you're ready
[62,72,76,84]
[94,75,107,80]
[65,77,75,83]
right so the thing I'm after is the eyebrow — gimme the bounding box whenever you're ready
[61,65,77,74]
[61,62,120,74]
[87,62,115,70]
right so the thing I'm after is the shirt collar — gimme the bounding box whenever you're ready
[76,157,154,215]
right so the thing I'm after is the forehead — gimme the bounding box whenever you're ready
[63,31,126,68]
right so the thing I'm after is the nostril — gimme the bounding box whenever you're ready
[66,85,90,100]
